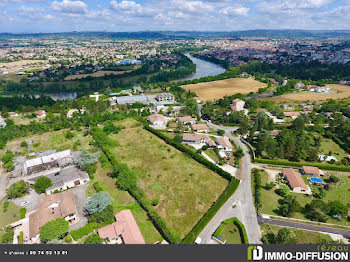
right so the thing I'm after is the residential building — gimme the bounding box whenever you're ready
[8,112,19,117]
[182,133,209,144]
[282,169,311,194]
[27,166,90,195]
[0,115,6,128]
[156,93,175,103]
[301,166,325,176]
[230,99,245,112]
[283,111,301,119]
[28,191,78,243]
[191,124,209,133]
[269,130,281,137]
[177,116,195,125]
[35,110,46,118]
[97,210,145,244]
[216,136,233,154]
[148,114,166,127]
[67,108,85,118]
[23,150,74,176]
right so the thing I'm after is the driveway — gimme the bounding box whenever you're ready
[11,189,40,213]
[69,183,89,230]
[0,172,8,201]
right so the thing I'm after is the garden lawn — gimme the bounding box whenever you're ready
[0,199,20,228]
[204,149,219,163]
[109,119,228,238]
[86,162,163,244]
[261,224,334,244]
[216,223,242,244]
[320,138,349,160]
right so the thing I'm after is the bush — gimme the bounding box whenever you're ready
[65,235,72,244]
[85,192,113,214]
[253,169,262,210]
[88,205,114,225]
[0,227,14,244]
[152,199,159,206]
[18,232,24,244]
[6,180,29,199]
[84,234,103,244]
[33,177,52,194]
[93,182,103,193]
[65,131,75,139]
[70,223,99,241]
[20,208,26,219]
[39,218,69,243]
[20,141,28,148]
[3,201,9,212]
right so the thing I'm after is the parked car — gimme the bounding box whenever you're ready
[20,201,29,207]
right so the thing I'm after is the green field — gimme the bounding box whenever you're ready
[261,224,335,244]
[0,200,20,228]
[108,119,228,238]
[86,163,163,244]
[256,170,350,226]
[214,222,242,244]
[320,138,349,160]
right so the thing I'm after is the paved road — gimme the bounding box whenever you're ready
[258,217,350,240]
[0,172,8,201]
[197,121,261,244]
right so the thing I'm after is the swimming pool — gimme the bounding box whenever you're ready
[309,177,324,183]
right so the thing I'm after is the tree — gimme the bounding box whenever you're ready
[217,129,225,136]
[88,205,114,224]
[0,227,14,244]
[328,175,340,183]
[276,228,291,244]
[33,177,52,194]
[276,184,290,197]
[327,201,347,217]
[6,180,29,199]
[174,134,182,144]
[75,149,100,166]
[316,188,326,199]
[234,147,244,159]
[85,192,113,215]
[116,166,137,191]
[84,234,103,244]
[39,218,69,243]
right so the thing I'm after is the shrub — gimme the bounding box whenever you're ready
[18,232,24,244]
[3,201,9,212]
[265,182,276,190]
[39,218,69,243]
[88,205,114,225]
[20,141,28,148]
[65,131,75,139]
[20,208,26,219]
[0,227,14,244]
[6,180,29,199]
[152,199,159,206]
[84,234,103,244]
[65,235,72,244]
[33,177,52,194]
[93,182,103,193]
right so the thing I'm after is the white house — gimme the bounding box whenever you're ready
[0,115,6,128]
[148,114,166,127]
[216,136,233,155]
[231,99,245,112]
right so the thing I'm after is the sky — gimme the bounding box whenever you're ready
[0,0,349,33]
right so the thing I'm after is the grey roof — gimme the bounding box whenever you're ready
[116,95,149,105]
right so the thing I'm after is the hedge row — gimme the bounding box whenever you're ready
[252,169,262,211]
[232,217,249,244]
[91,128,180,244]
[142,122,233,181]
[70,222,99,241]
[181,179,239,244]
[255,158,350,172]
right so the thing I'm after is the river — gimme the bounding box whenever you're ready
[177,53,226,81]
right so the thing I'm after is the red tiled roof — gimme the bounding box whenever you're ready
[283,169,307,190]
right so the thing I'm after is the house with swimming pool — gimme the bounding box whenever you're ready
[301,166,325,176]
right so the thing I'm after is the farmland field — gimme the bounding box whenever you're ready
[0,60,45,68]
[181,78,267,101]
[261,84,350,102]
[108,119,228,238]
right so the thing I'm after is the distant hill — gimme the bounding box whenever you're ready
[1,30,350,40]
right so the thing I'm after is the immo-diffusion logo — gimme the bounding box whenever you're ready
[247,246,348,261]
[247,246,263,261]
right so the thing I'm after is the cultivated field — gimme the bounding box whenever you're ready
[109,119,228,238]
[261,84,350,102]
[181,78,267,101]
[64,70,132,80]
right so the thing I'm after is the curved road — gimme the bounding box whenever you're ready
[197,121,262,244]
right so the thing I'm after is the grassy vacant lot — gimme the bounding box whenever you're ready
[86,163,163,244]
[0,129,92,158]
[261,84,350,102]
[320,138,349,160]
[257,170,350,226]
[215,222,242,244]
[109,119,228,238]
[0,60,44,68]
[261,224,334,244]
[182,78,267,101]
[0,199,20,228]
